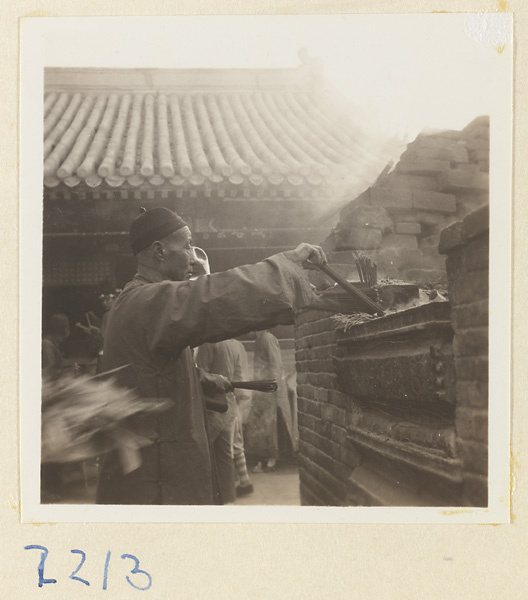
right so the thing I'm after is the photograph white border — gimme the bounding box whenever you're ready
[20,14,512,524]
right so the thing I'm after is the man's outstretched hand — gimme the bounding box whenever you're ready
[284,243,328,270]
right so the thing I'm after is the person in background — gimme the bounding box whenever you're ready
[99,291,121,339]
[42,313,70,379]
[96,206,326,505]
[196,340,240,504]
[245,329,293,473]
[89,291,121,373]
[230,339,254,497]
[193,253,254,501]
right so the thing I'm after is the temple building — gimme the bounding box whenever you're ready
[42,63,399,358]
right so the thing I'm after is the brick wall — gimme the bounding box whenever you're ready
[295,311,355,505]
[439,204,489,506]
[294,116,490,507]
[320,116,489,287]
[295,304,463,506]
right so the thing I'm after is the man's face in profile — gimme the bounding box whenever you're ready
[159,226,196,281]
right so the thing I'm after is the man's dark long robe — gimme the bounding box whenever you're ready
[96,254,313,505]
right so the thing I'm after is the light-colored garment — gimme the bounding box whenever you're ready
[96,254,313,505]
[196,339,244,439]
[196,340,242,503]
[245,331,293,459]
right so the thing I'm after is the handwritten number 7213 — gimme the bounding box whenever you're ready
[24,545,152,590]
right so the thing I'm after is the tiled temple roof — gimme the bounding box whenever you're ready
[43,69,395,190]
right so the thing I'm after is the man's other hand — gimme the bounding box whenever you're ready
[198,369,234,396]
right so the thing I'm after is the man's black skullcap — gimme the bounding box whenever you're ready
[130,207,187,255]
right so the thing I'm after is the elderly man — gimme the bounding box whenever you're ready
[96,206,325,505]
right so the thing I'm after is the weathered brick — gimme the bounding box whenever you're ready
[300,425,336,459]
[299,467,344,506]
[412,190,456,213]
[456,381,488,408]
[314,417,332,438]
[464,237,489,271]
[295,336,309,351]
[313,387,329,403]
[340,205,394,232]
[463,473,488,507]
[334,227,382,250]
[454,357,475,381]
[299,456,348,501]
[465,137,489,152]
[303,398,322,418]
[475,357,489,382]
[333,406,348,428]
[370,187,412,209]
[455,406,488,443]
[299,384,316,401]
[451,301,489,328]
[299,481,326,506]
[397,159,450,175]
[295,360,308,373]
[456,163,480,173]
[391,208,446,226]
[439,220,465,253]
[458,439,488,476]
[330,424,348,446]
[395,221,422,235]
[380,233,418,250]
[309,373,337,389]
[468,147,489,162]
[308,318,335,335]
[298,439,318,464]
[463,204,489,241]
[328,389,350,408]
[453,327,488,357]
[339,189,372,210]
[455,356,488,383]
[298,412,319,431]
[295,346,309,360]
[414,132,462,147]
[419,233,440,255]
[308,442,340,476]
[301,331,332,350]
[438,169,489,193]
[296,371,308,386]
[404,143,469,163]
[449,270,488,304]
[380,173,439,191]
[294,310,319,326]
[338,445,362,469]
[322,358,335,373]
[403,268,446,284]
[320,404,336,423]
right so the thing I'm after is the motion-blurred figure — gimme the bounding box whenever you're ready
[245,330,294,472]
[41,313,71,502]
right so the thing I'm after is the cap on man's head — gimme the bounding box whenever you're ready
[129,207,187,255]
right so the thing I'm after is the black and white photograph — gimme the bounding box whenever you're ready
[20,13,512,522]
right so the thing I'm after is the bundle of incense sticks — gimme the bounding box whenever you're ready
[231,380,278,393]
[353,251,378,288]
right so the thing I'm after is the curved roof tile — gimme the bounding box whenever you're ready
[43,90,391,189]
